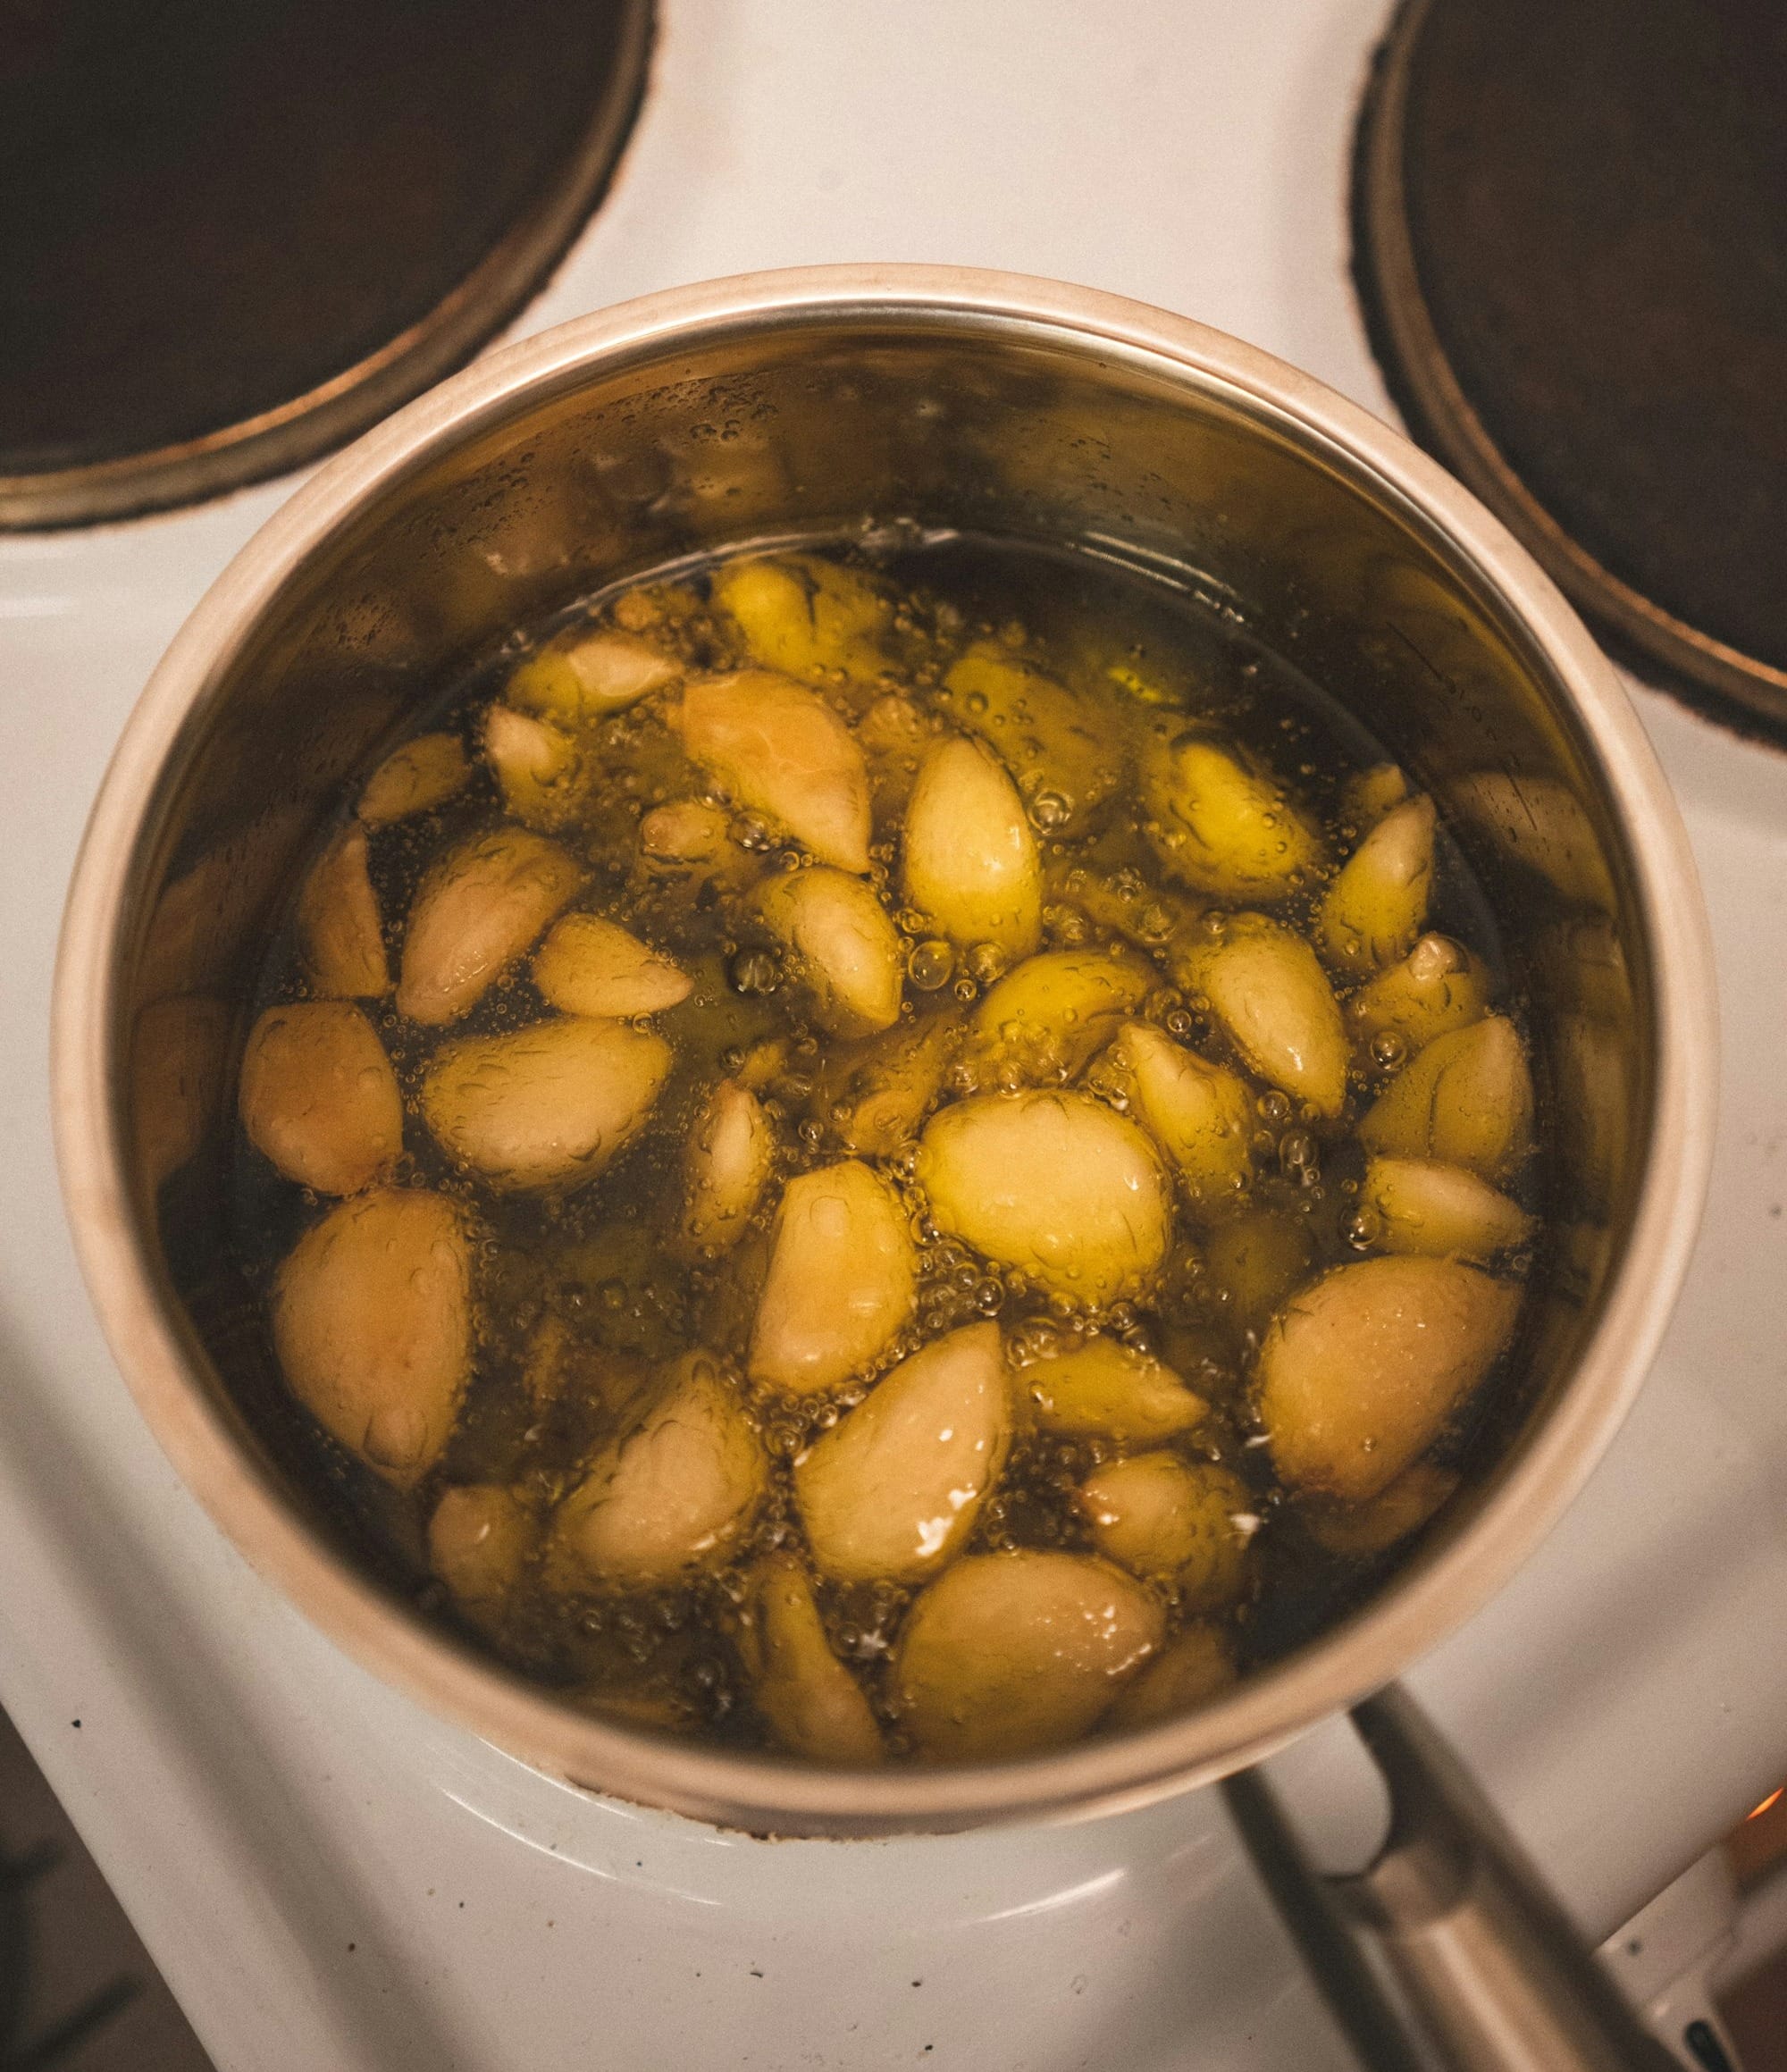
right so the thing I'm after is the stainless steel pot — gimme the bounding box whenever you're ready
[52,272,1716,1879]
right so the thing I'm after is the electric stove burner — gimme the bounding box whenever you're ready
[1353,0,1787,741]
[0,0,652,531]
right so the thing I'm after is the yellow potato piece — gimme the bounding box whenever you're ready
[1347,933,1491,1059]
[969,948,1155,1084]
[1302,1459,1460,1556]
[533,913,692,1018]
[1098,1021,1254,1208]
[902,734,1043,961]
[918,1091,1170,1305]
[1020,1334,1208,1444]
[637,797,759,890]
[1075,1454,1254,1606]
[429,1486,535,1606]
[1315,794,1436,979]
[856,691,932,820]
[939,642,1122,834]
[678,670,872,873]
[1140,724,1323,899]
[239,1000,403,1195]
[396,826,582,1025]
[1048,861,1199,952]
[1204,1209,1314,1334]
[482,703,588,831]
[297,823,389,998]
[1105,1623,1236,1730]
[1340,761,1409,830]
[1257,1255,1521,1500]
[1174,914,1347,1118]
[755,867,904,1036]
[711,554,894,686]
[741,1556,884,1766]
[794,1322,1011,1584]
[507,625,680,724]
[815,1009,963,1157]
[1360,1014,1533,1182]
[894,1551,1163,1761]
[549,1351,767,1588]
[1363,1156,1534,1261]
[420,1017,671,1192]
[357,732,470,826]
[749,1161,918,1393]
[684,1079,775,1253]
[272,1187,472,1487]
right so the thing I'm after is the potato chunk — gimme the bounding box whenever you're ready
[893,1552,1163,1761]
[1340,762,1409,830]
[919,1091,1170,1305]
[507,625,680,724]
[969,948,1155,1084]
[1348,933,1491,1059]
[548,1351,767,1588]
[429,1486,534,1606]
[795,1323,1011,1584]
[749,1161,918,1393]
[684,1079,775,1253]
[1360,1014,1533,1182]
[1096,1021,1254,1208]
[755,868,903,1036]
[1106,1623,1236,1729]
[272,1187,472,1487]
[815,1009,962,1156]
[1257,1256,1521,1500]
[1204,1209,1314,1332]
[1302,1459,1459,1556]
[901,734,1043,961]
[396,826,582,1025]
[533,914,692,1019]
[939,642,1122,834]
[420,1017,671,1192]
[1174,914,1347,1118]
[1315,795,1435,979]
[1140,725,1323,900]
[1075,1454,1253,1606]
[133,994,231,1189]
[711,554,894,687]
[678,670,872,873]
[637,797,760,890]
[1021,1334,1208,1444]
[741,1556,884,1766]
[357,732,470,826]
[856,691,931,820]
[297,823,389,998]
[1363,1156,1534,1261]
[482,703,588,831]
[239,1001,402,1195]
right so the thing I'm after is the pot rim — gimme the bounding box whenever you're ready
[50,264,1719,1835]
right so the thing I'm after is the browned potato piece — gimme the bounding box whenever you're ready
[429,1486,535,1606]
[939,642,1123,834]
[969,948,1155,1084]
[1363,1156,1534,1261]
[741,1556,884,1766]
[1020,1334,1209,1444]
[1348,933,1491,1060]
[1302,1460,1460,1556]
[1075,1454,1254,1606]
[678,670,872,873]
[902,734,1043,961]
[298,823,389,998]
[482,704,588,831]
[420,1018,671,1192]
[1360,1014,1534,1182]
[132,994,231,1190]
[1204,1209,1314,1334]
[893,1551,1163,1761]
[533,914,692,1018]
[1257,1256,1521,1500]
[1315,795,1436,979]
[815,1009,963,1156]
[794,1323,1011,1584]
[397,826,582,1025]
[711,555,894,687]
[749,1161,918,1393]
[507,625,680,724]
[1140,724,1323,900]
[683,1079,775,1253]
[1105,1623,1237,1729]
[357,732,470,826]
[637,798,764,893]
[1174,914,1347,1118]
[1095,1021,1254,1209]
[272,1187,472,1487]
[548,1350,767,1587]
[239,1000,402,1195]
[755,868,904,1036]
[917,1090,1171,1305]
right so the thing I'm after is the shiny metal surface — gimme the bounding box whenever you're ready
[51,267,1717,1838]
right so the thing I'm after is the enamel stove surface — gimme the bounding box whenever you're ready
[4,5,1784,2067]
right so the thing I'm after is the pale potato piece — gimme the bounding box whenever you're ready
[1204,1209,1313,1332]
[1257,1255,1521,1500]
[1360,1014,1533,1182]
[1347,933,1492,1058]
[357,732,470,826]
[396,826,582,1025]
[711,554,894,686]
[755,867,903,1036]
[1021,1335,1208,1444]
[420,1017,671,1192]
[1049,862,1199,952]
[1075,1454,1253,1606]
[1105,1623,1236,1729]
[1099,1021,1254,1208]
[749,1161,918,1393]
[239,1000,402,1195]
[684,1079,775,1252]
[742,1556,884,1766]
[1174,914,1347,1118]
[272,1187,472,1487]
[429,1486,534,1605]
[1139,724,1323,899]
[1302,1459,1459,1556]
[507,625,680,724]
[637,797,759,889]
[901,734,1043,961]
[856,691,931,820]
[939,642,1122,834]
[1315,795,1436,979]
[918,1091,1171,1305]
[297,823,389,998]
[816,1009,963,1156]
[969,948,1155,1083]
[894,1551,1163,1761]
[548,1351,767,1587]
[678,670,872,873]
[1340,762,1408,830]
[482,703,588,831]
[533,913,692,1018]
[795,1323,1011,1584]
[1363,1156,1534,1261]
[132,994,231,1190]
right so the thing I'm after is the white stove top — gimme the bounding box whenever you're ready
[4,5,1786,2068]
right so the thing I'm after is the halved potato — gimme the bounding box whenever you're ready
[1347,933,1492,1059]
[239,1000,402,1195]
[939,642,1122,834]
[902,734,1043,961]
[794,1322,1011,1584]
[428,1486,535,1606]
[1360,1014,1533,1182]
[482,704,588,831]
[1021,1334,1208,1444]
[684,1079,776,1253]
[1097,1021,1254,1208]
[1140,724,1323,900]
[420,1017,671,1192]
[1362,1156,1534,1261]
[749,1160,917,1393]
[969,948,1155,1084]
[741,1556,884,1766]
[358,732,471,826]
[711,554,894,687]
[917,1090,1171,1305]
[507,625,680,724]
[1075,1454,1253,1606]
[1174,914,1347,1118]
[1204,1208,1314,1333]
[533,914,692,1018]
[678,670,872,873]
[298,823,389,998]
[815,1009,963,1156]
[1105,1623,1236,1729]
[637,797,760,889]
[755,867,904,1036]
[272,1187,472,1487]
[1257,1255,1521,1500]
[396,826,582,1025]
[1314,795,1435,979]
[893,1551,1162,1761]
